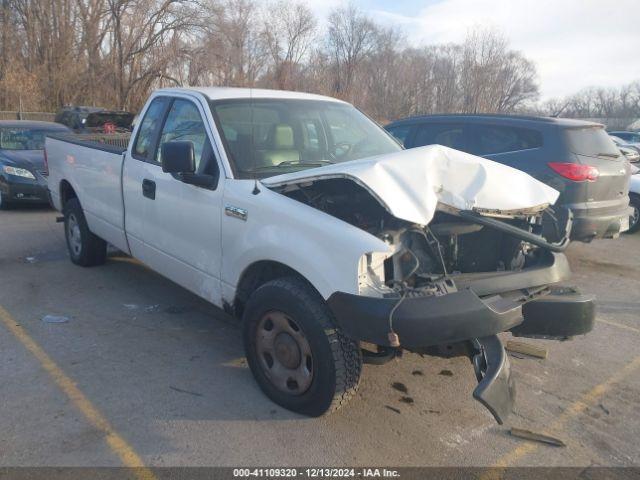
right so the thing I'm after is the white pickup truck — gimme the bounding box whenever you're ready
[46,87,595,422]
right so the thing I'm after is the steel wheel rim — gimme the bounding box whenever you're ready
[255,310,314,395]
[631,205,640,229]
[67,213,82,256]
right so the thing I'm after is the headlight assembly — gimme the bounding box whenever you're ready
[3,166,35,179]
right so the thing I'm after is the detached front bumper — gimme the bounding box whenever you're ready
[327,252,595,423]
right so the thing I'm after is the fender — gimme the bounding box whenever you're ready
[220,179,390,303]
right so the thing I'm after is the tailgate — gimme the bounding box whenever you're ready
[564,127,630,206]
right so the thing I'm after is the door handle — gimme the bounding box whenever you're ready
[142,179,156,200]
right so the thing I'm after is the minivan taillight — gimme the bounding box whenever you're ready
[548,162,599,182]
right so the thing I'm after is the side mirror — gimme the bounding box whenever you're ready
[161,141,195,174]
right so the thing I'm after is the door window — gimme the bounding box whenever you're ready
[413,123,467,151]
[474,125,543,155]
[386,124,412,147]
[133,97,169,160]
[156,99,213,172]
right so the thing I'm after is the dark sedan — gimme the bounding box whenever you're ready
[0,121,71,209]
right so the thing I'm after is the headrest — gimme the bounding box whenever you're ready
[273,124,294,149]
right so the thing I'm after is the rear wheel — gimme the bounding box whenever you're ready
[629,194,640,234]
[64,198,107,266]
[243,277,362,416]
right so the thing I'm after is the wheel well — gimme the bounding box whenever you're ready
[233,261,316,318]
[60,180,77,209]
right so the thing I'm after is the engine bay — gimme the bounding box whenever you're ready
[278,177,567,295]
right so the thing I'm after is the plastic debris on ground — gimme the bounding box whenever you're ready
[509,428,566,447]
[42,315,70,324]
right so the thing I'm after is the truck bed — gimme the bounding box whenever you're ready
[46,133,131,253]
[48,133,131,154]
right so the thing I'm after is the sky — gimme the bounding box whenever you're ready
[301,0,640,100]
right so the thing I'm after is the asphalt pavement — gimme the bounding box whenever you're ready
[1,207,639,468]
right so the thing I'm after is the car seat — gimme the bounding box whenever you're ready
[260,124,300,166]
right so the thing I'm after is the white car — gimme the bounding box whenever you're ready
[45,87,595,422]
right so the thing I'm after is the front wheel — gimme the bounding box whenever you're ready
[64,198,107,266]
[243,277,362,416]
[628,194,640,234]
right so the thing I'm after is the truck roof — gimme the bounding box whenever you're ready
[156,87,347,104]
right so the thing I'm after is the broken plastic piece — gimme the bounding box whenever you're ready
[510,428,566,447]
[505,340,547,359]
[42,315,69,324]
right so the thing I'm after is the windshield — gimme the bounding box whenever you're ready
[210,99,401,179]
[565,127,620,158]
[0,127,66,150]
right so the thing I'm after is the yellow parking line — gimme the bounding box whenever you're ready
[597,318,640,334]
[481,355,640,479]
[0,305,156,480]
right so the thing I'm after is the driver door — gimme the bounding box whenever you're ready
[138,97,224,304]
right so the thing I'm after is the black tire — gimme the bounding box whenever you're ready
[628,194,640,234]
[243,276,362,416]
[64,198,107,266]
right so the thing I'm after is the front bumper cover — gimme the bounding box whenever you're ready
[327,252,595,424]
[1,173,49,203]
[327,252,578,349]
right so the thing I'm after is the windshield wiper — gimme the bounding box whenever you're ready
[277,159,334,166]
[596,152,620,158]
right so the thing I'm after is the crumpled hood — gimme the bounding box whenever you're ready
[262,145,560,226]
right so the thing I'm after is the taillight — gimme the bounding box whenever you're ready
[43,148,49,176]
[548,162,599,182]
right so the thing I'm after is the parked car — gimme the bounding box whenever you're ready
[628,173,640,233]
[83,111,134,134]
[55,106,103,131]
[386,115,631,242]
[55,106,133,133]
[46,87,594,422]
[609,130,640,144]
[610,134,640,156]
[0,120,71,208]
[619,145,640,163]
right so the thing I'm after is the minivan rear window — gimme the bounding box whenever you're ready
[565,127,620,158]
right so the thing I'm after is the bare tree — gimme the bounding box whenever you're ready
[326,4,376,99]
[196,0,267,87]
[106,0,197,110]
[261,0,315,90]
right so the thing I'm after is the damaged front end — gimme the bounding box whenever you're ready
[263,148,595,424]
